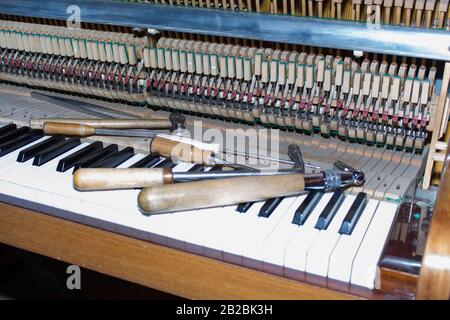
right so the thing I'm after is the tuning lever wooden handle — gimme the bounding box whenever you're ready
[138,173,305,214]
[150,136,214,166]
[73,168,172,190]
[43,122,97,136]
[30,118,172,130]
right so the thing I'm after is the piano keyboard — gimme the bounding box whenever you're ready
[0,122,398,290]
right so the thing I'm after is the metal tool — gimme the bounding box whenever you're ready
[288,144,306,172]
[173,160,363,190]
[85,128,158,138]
[73,160,363,191]
[206,143,308,171]
[31,91,119,119]
[30,91,170,120]
[217,147,320,170]
[137,161,365,214]
[32,112,185,131]
[316,161,365,191]
[43,122,160,138]
[154,136,320,170]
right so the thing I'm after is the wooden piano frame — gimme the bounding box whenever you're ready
[0,140,449,299]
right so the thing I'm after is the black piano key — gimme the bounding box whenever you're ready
[0,123,17,135]
[209,165,223,172]
[291,191,323,226]
[129,152,161,168]
[0,126,30,145]
[72,144,119,171]
[258,197,284,218]
[56,141,103,172]
[236,202,255,213]
[0,131,43,157]
[153,158,177,169]
[91,147,134,168]
[235,164,253,213]
[188,164,204,172]
[17,135,65,162]
[33,138,81,166]
[315,189,345,230]
[339,192,368,235]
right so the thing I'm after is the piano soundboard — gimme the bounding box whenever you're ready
[0,0,449,299]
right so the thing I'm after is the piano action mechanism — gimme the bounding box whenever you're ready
[0,0,449,299]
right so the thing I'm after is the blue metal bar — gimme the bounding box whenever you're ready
[1,0,450,60]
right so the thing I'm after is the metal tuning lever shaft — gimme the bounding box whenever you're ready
[137,164,365,214]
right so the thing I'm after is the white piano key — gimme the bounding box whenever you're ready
[0,137,49,166]
[143,162,199,245]
[284,192,333,273]
[0,157,41,196]
[75,153,146,213]
[209,201,264,264]
[0,137,52,194]
[70,153,149,226]
[114,162,196,244]
[28,142,97,216]
[262,194,308,270]
[0,136,50,166]
[305,194,355,277]
[12,143,89,205]
[177,207,223,253]
[57,152,159,227]
[0,158,38,192]
[201,203,239,259]
[116,153,146,168]
[45,170,86,216]
[328,199,379,283]
[164,166,214,250]
[168,168,239,255]
[241,196,298,268]
[222,201,264,263]
[350,201,397,289]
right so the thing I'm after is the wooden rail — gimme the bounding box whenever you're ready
[0,202,369,300]
[417,140,450,299]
